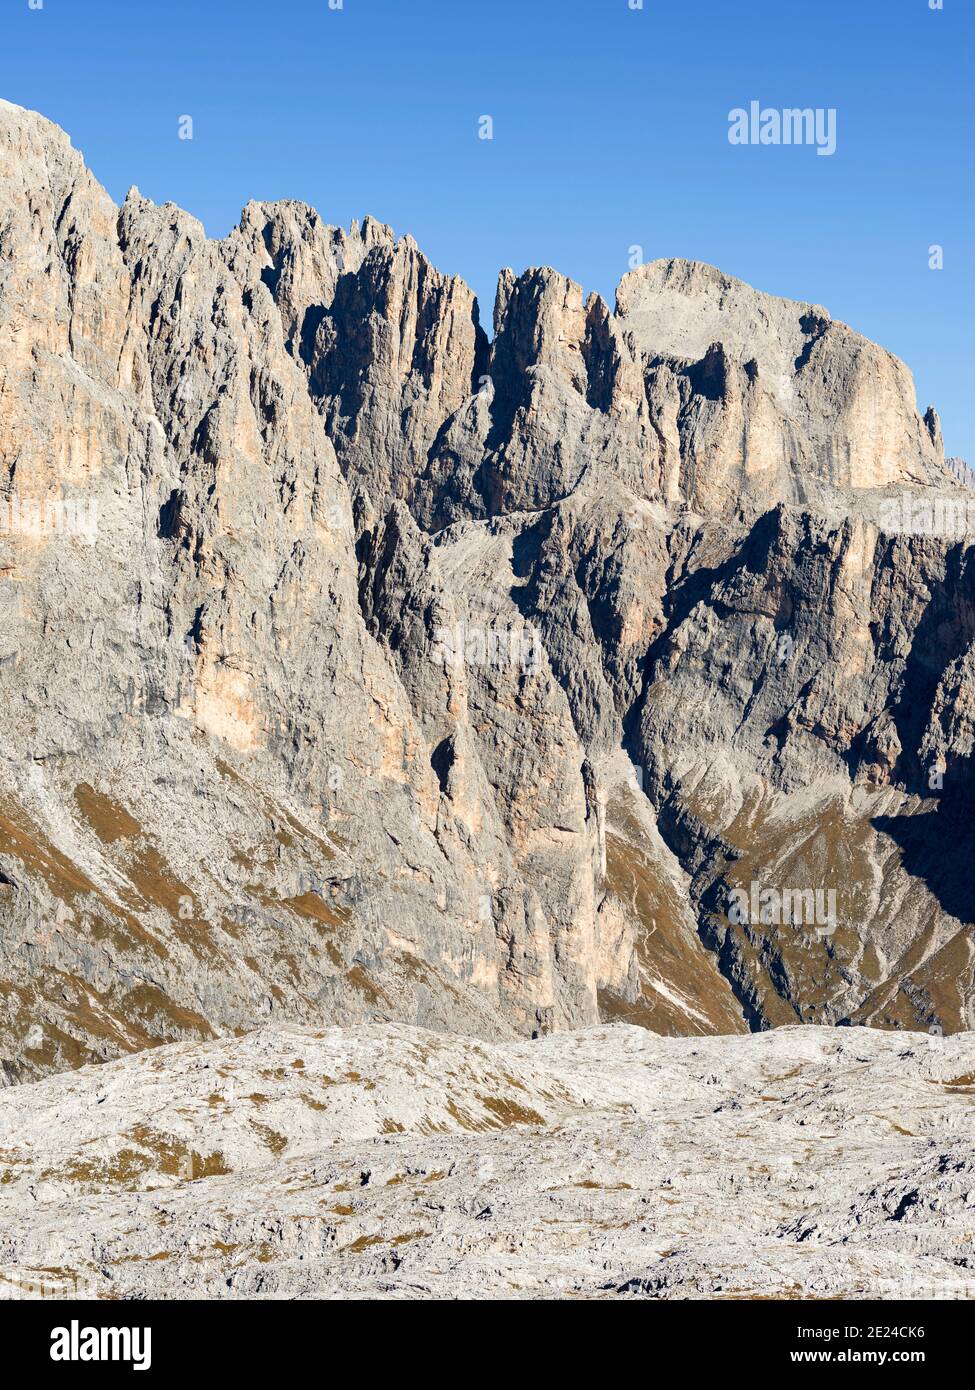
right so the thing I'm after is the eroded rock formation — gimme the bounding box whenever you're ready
[1,100,973,1087]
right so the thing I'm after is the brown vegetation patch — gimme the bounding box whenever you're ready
[346,965,390,1007]
[479,1095,546,1127]
[121,983,216,1041]
[342,1234,383,1254]
[74,784,143,844]
[284,891,349,928]
[249,1120,287,1156]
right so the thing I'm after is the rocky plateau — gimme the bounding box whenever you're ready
[3,1021,975,1300]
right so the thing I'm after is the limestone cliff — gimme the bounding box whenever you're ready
[1,100,972,1084]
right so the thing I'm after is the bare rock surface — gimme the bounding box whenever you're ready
[2,1021,975,1300]
[2,99,975,1086]
[616,258,946,506]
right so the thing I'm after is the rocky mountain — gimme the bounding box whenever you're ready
[1,99,974,1091]
[946,456,975,488]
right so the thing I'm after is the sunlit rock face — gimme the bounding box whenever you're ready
[1,100,973,1092]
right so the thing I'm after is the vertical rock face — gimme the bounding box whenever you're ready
[1,100,973,1085]
[0,102,630,1082]
[615,258,947,509]
[305,228,486,512]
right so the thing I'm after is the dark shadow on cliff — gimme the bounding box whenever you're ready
[871,799,975,925]
[875,542,975,797]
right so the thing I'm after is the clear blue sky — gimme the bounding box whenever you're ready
[3,0,972,458]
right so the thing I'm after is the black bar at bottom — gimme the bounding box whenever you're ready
[4,1296,966,1375]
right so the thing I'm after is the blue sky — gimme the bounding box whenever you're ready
[3,0,972,458]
